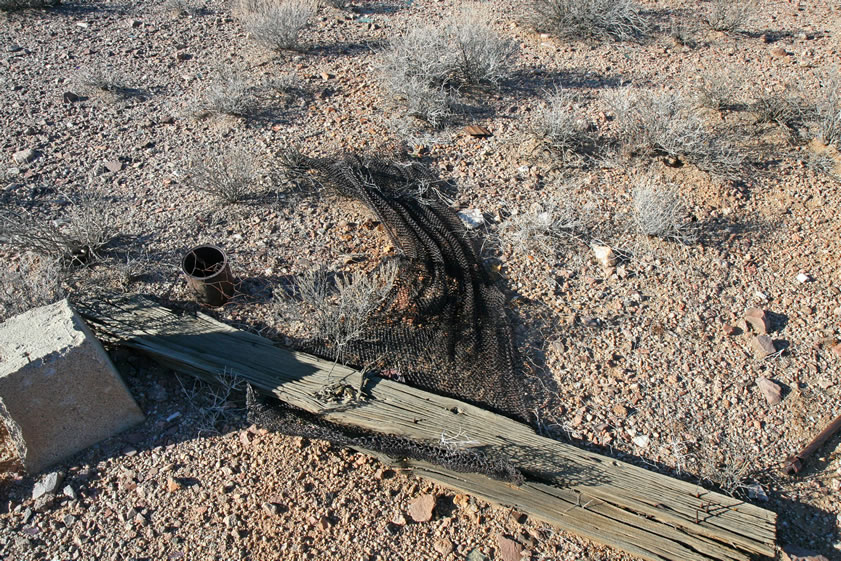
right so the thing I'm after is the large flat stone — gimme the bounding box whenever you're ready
[0,299,144,473]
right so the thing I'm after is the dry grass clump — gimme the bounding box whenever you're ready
[75,66,135,98]
[0,0,58,11]
[198,68,258,117]
[380,10,518,127]
[816,77,841,148]
[0,253,64,323]
[185,147,260,205]
[532,88,595,163]
[748,87,809,130]
[497,199,585,262]
[273,262,398,357]
[605,88,744,177]
[631,174,695,243]
[525,0,648,42]
[238,0,316,52]
[704,0,756,33]
[0,197,117,265]
[694,69,739,111]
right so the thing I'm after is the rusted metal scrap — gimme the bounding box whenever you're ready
[784,413,841,475]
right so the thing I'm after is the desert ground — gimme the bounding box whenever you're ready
[1,0,841,559]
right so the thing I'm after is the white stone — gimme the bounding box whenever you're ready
[632,435,650,448]
[796,273,810,283]
[457,209,484,230]
[0,300,144,474]
[592,245,616,269]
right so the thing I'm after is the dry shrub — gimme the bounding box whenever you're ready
[532,87,595,163]
[704,0,756,33]
[0,253,64,322]
[631,174,695,243]
[185,147,260,205]
[238,0,316,52]
[273,262,398,358]
[525,0,648,42]
[0,196,117,265]
[605,88,744,178]
[380,9,518,127]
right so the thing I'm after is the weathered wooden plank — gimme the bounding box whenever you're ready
[77,295,776,561]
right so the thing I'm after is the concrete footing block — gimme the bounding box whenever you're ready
[0,299,144,473]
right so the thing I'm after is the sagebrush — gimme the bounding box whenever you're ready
[631,174,694,243]
[0,197,117,265]
[273,263,398,358]
[380,10,518,126]
[238,0,316,52]
[533,88,594,163]
[704,0,755,33]
[185,147,260,204]
[605,88,744,177]
[525,0,648,42]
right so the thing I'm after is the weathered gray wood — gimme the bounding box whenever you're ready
[78,295,776,561]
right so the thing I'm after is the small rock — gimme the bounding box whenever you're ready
[457,209,484,230]
[33,493,55,512]
[320,72,332,81]
[756,378,783,405]
[796,273,811,283]
[752,335,776,359]
[770,46,789,58]
[407,493,436,523]
[580,316,599,328]
[746,483,768,502]
[176,52,192,61]
[592,245,616,269]
[612,404,629,417]
[262,502,280,516]
[33,472,64,500]
[832,343,841,357]
[104,160,123,173]
[781,544,829,561]
[63,91,80,103]
[632,435,650,448]
[466,549,489,561]
[62,485,76,500]
[722,323,740,337]
[12,148,36,164]
[390,512,407,526]
[166,477,182,493]
[21,508,33,524]
[317,516,330,531]
[434,537,454,556]
[744,308,769,334]
[63,513,76,527]
[497,535,523,561]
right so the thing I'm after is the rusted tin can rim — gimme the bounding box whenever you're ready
[182,244,235,306]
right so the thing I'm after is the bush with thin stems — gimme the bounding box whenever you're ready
[379,10,518,126]
[532,87,594,163]
[604,88,744,178]
[185,147,261,205]
[238,0,316,52]
[0,252,64,322]
[631,174,695,244]
[704,0,756,33]
[273,262,398,359]
[525,0,648,42]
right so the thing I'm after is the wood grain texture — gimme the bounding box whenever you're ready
[78,295,776,561]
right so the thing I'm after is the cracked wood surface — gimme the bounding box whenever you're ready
[78,295,777,561]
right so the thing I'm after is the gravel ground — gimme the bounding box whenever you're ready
[1,0,841,559]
